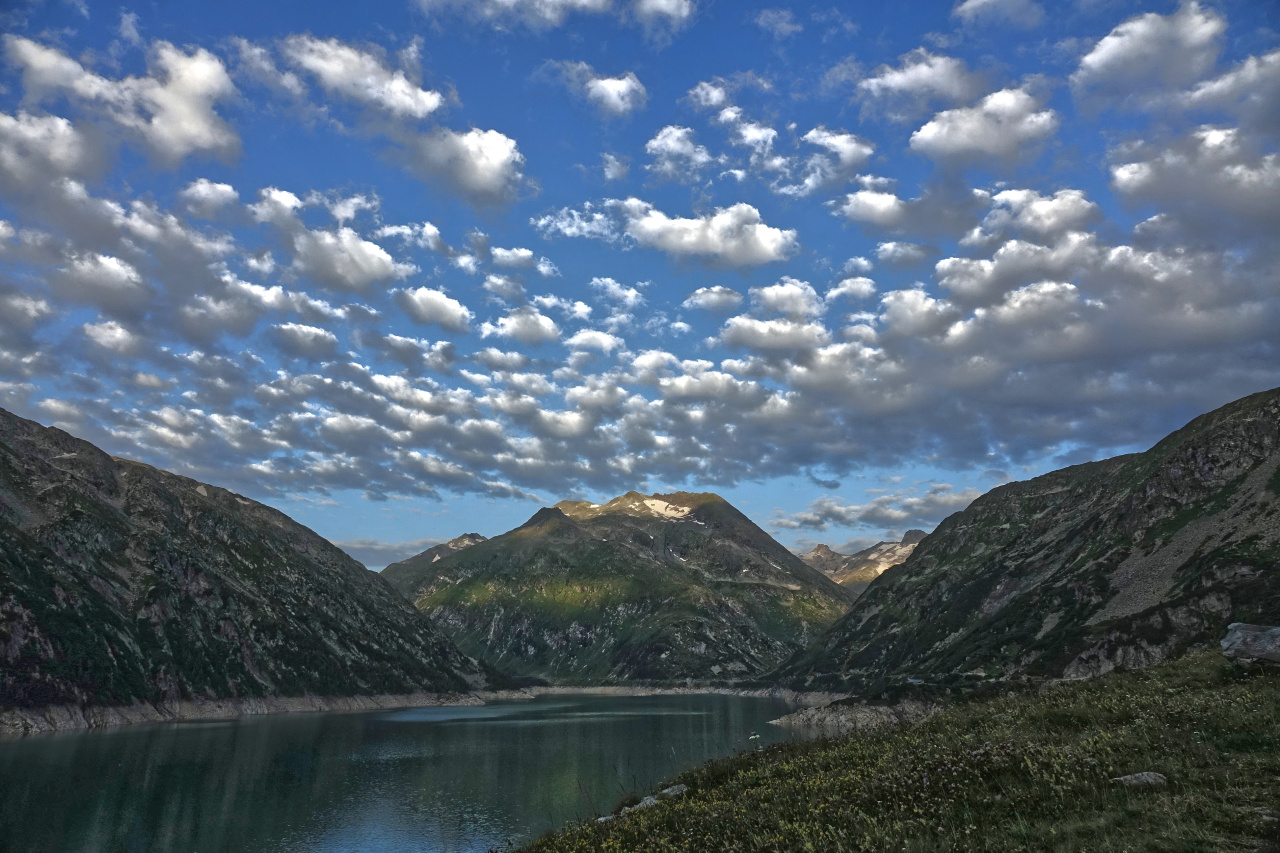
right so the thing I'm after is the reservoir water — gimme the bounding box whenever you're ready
[0,693,798,852]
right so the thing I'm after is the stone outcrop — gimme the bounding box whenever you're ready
[1220,623,1280,664]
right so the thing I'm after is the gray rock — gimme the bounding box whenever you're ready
[596,815,614,823]
[658,784,688,799]
[1221,623,1280,664]
[620,795,659,814]
[1111,772,1168,788]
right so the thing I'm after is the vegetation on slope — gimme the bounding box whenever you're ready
[522,652,1280,852]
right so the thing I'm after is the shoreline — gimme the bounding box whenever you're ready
[0,683,847,740]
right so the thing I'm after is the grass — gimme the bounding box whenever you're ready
[520,652,1280,852]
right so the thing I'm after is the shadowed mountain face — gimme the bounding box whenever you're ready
[379,534,485,585]
[383,491,855,684]
[799,530,928,596]
[778,388,1280,693]
[0,408,491,710]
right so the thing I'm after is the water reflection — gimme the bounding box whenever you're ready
[0,693,796,853]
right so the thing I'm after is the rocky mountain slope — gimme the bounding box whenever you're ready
[380,533,485,581]
[798,531,926,596]
[779,388,1280,693]
[0,407,493,712]
[384,491,855,684]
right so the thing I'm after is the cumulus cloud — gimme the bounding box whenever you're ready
[590,276,645,308]
[857,49,985,121]
[282,36,444,119]
[179,178,239,218]
[52,253,151,317]
[549,61,647,116]
[719,316,831,351]
[645,125,715,180]
[402,127,527,206]
[910,88,1059,163]
[775,484,983,531]
[394,286,474,332]
[534,198,797,267]
[682,286,743,311]
[614,198,798,266]
[1071,2,1225,106]
[751,277,823,318]
[270,322,340,359]
[0,111,96,192]
[480,306,561,345]
[565,328,625,353]
[4,35,239,163]
[774,127,873,197]
[952,0,1043,29]
[416,0,694,35]
[877,241,934,267]
[601,153,630,181]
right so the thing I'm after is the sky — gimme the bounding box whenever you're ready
[0,0,1277,568]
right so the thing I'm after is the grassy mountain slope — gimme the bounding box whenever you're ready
[0,407,491,710]
[779,387,1280,693]
[524,651,1280,852]
[384,491,854,684]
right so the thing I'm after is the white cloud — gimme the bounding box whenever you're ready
[1170,49,1280,136]
[0,111,94,191]
[483,273,526,303]
[751,277,823,318]
[877,241,932,267]
[532,201,618,241]
[282,36,444,119]
[775,127,873,197]
[83,319,140,353]
[270,322,339,358]
[687,80,727,109]
[857,49,984,120]
[878,289,959,337]
[5,36,238,163]
[480,306,561,345]
[720,316,831,350]
[395,286,474,332]
[590,276,645,308]
[399,125,524,204]
[952,0,1043,29]
[179,178,238,218]
[54,253,150,316]
[632,0,696,33]
[834,190,908,228]
[645,125,714,179]
[416,0,611,29]
[491,246,536,268]
[682,286,743,311]
[550,61,647,115]
[826,277,876,302]
[565,328,625,353]
[404,127,526,205]
[910,88,1058,162]
[288,225,415,293]
[778,484,982,531]
[613,198,798,267]
[754,8,802,39]
[374,221,447,253]
[1071,2,1225,104]
[601,153,629,180]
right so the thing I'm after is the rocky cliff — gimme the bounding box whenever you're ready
[799,531,926,596]
[384,491,855,684]
[0,407,493,713]
[779,388,1280,693]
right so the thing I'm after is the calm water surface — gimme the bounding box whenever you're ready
[0,694,798,853]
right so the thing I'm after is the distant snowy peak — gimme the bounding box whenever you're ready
[799,530,926,595]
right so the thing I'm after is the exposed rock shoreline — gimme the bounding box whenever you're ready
[0,692,483,739]
[0,684,846,739]
[768,699,936,737]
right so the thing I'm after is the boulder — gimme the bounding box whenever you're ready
[1111,772,1168,788]
[658,784,689,799]
[1220,623,1280,664]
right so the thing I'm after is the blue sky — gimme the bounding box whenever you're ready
[1,0,1277,567]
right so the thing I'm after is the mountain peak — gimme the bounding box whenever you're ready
[901,529,927,545]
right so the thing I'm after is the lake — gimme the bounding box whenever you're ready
[0,693,799,852]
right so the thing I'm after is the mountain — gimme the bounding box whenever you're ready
[0,407,494,712]
[380,533,484,584]
[779,388,1280,693]
[798,530,927,595]
[383,491,855,684]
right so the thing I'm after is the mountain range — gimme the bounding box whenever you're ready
[0,406,493,712]
[797,531,926,596]
[779,387,1280,693]
[383,491,855,684]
